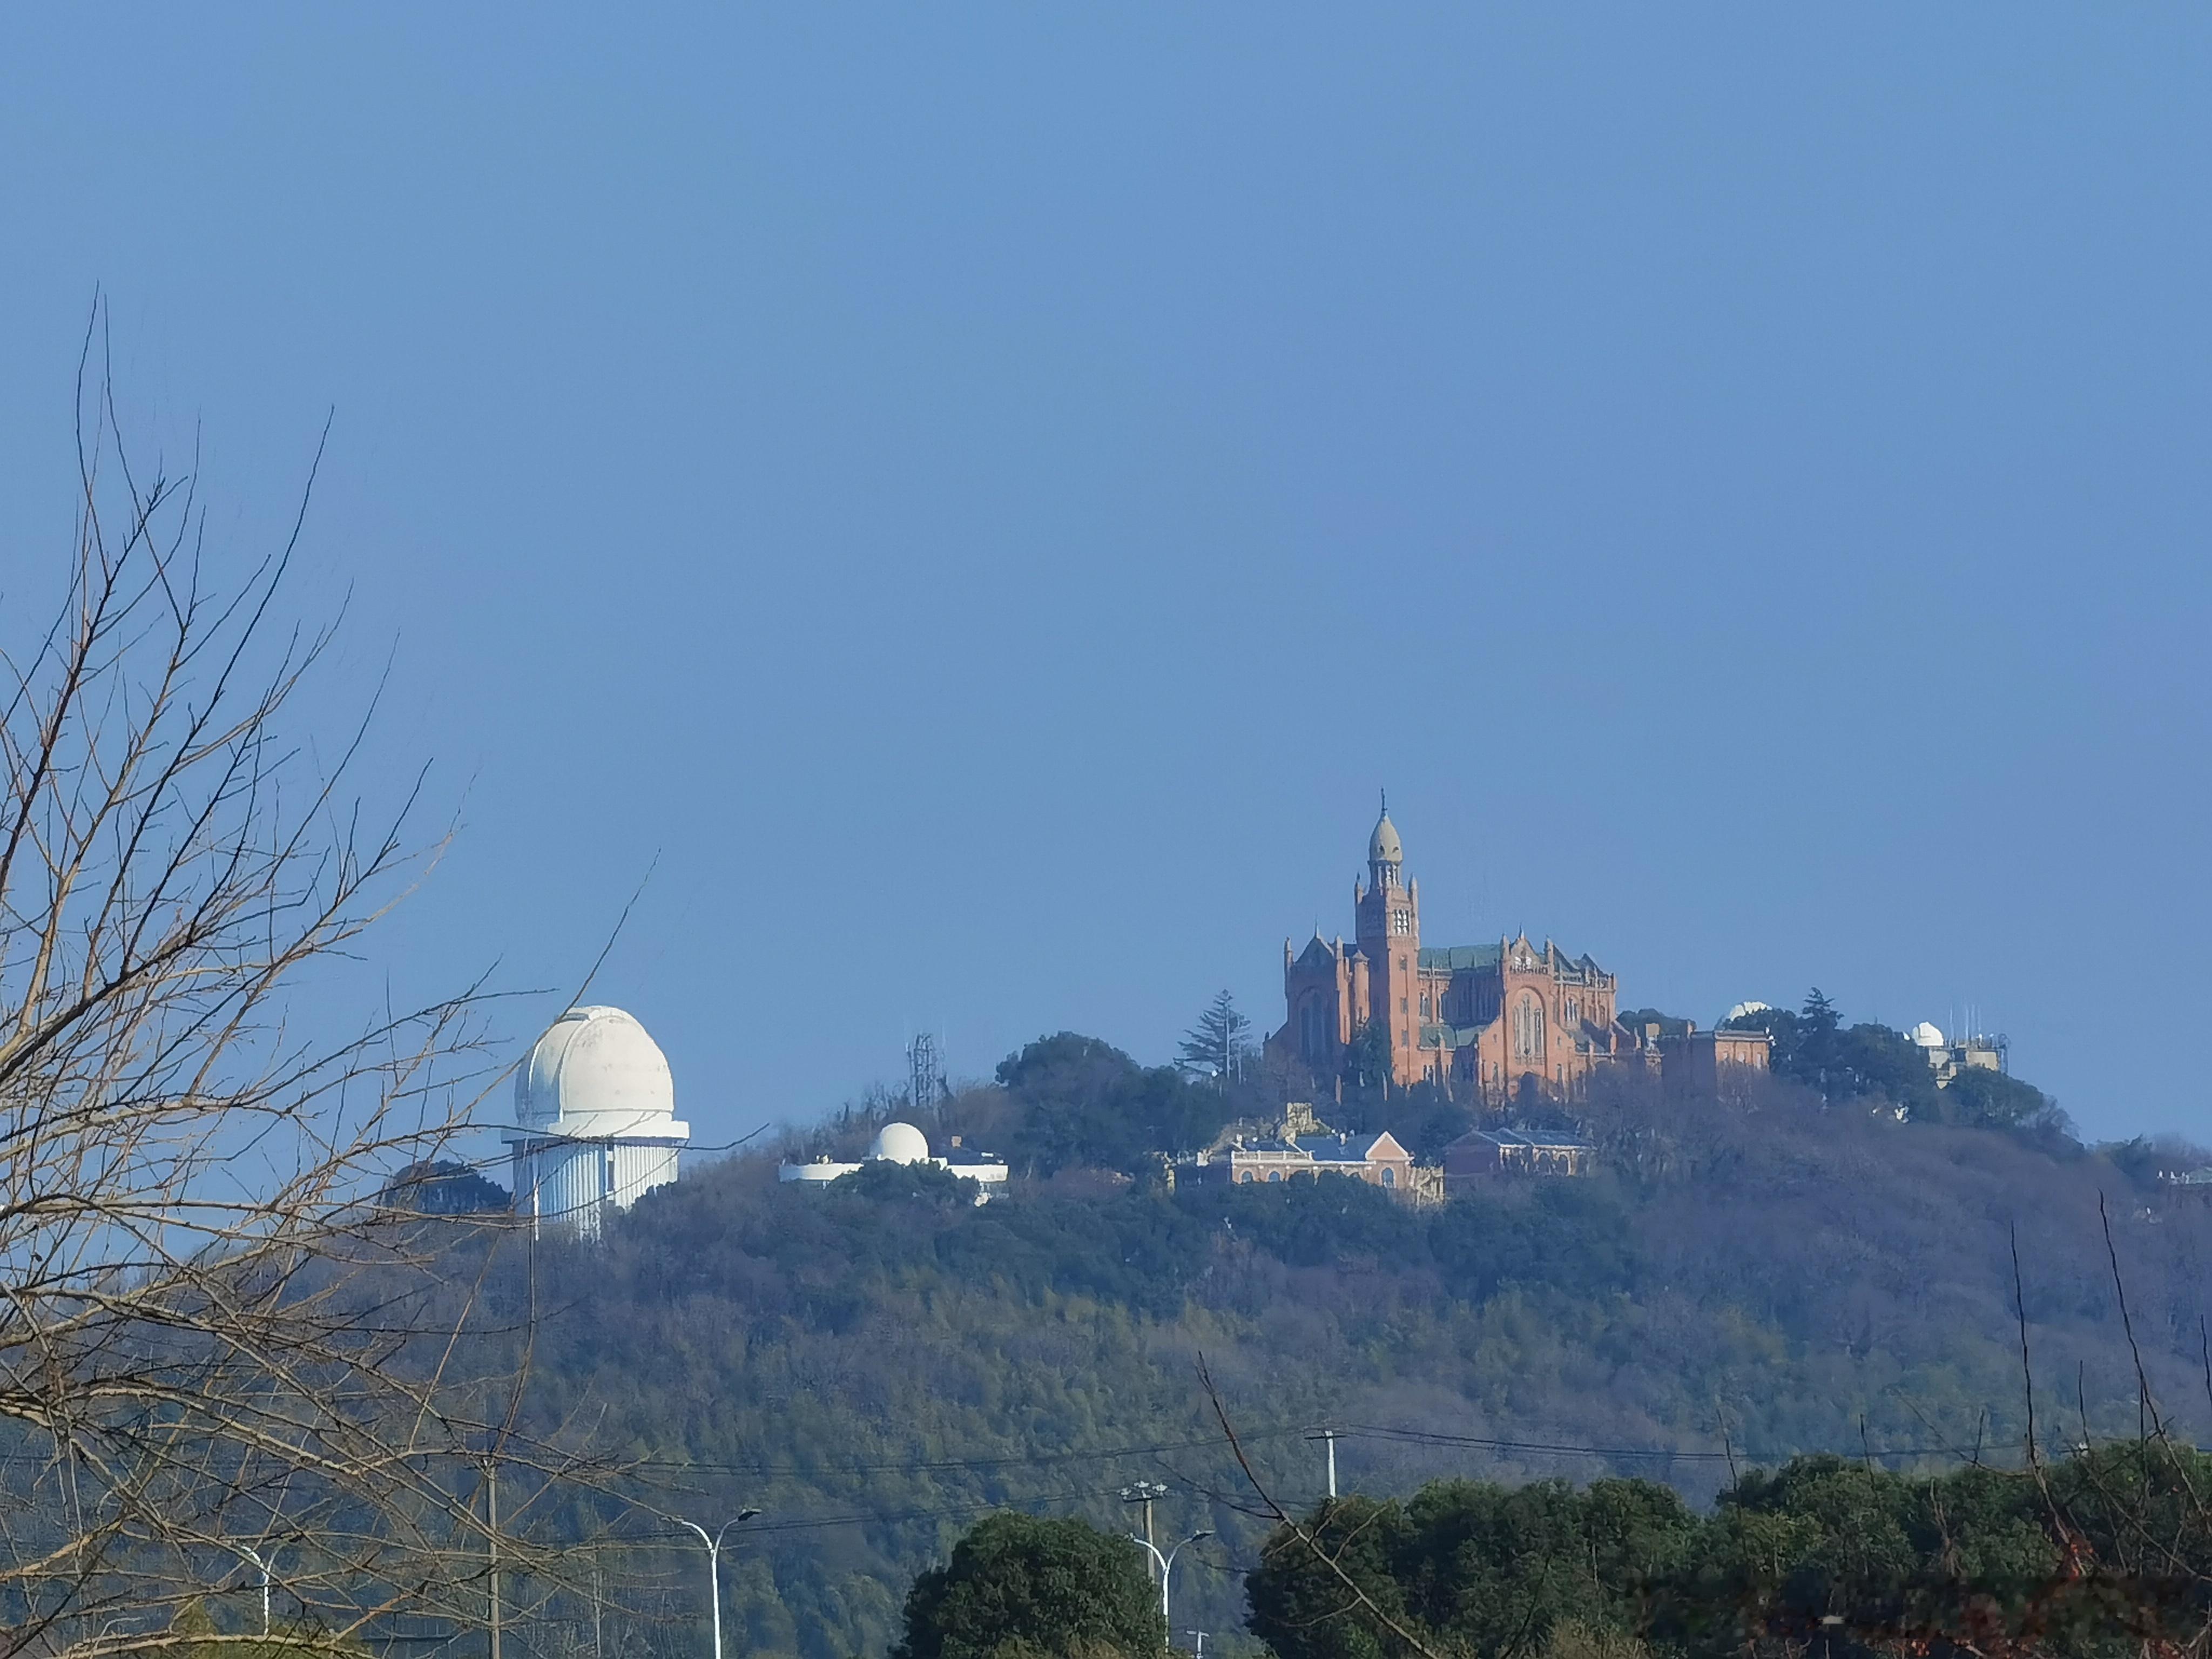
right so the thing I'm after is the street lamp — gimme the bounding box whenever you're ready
[1128,1528,1212,1647]
[230,1543,276,1634]
[677,1509,762,1659]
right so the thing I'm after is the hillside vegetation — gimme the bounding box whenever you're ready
[1245,1444,2212,1659]
[463,1003,2212,1659]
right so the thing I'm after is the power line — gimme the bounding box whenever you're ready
[602,1419,1987,1493]
[1335,1423,1966,1465]
[567,1482,1141,1547]
[738,1484,1128,1537]
[614,1428,1309,1480]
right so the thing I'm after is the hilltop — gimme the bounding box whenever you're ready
[457,999,2212,1659]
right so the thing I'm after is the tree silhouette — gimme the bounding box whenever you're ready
[1178,990,1253,1089]
[893,1513,1162,1659]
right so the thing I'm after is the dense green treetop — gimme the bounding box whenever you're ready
[1248,1479,1698,1659]
[1713,988,2069,1139]
[994,1033,1237,1174]
[1249,1444,2212,1659]
[893,1513,1163,1659]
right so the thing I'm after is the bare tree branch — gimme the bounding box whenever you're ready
[0,311,603,1656]
[1196,1355,1452,1659]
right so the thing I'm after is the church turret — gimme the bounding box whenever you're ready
[1367,793,1404,893]
[1353,795,1420,1088]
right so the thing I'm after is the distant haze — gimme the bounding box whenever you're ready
[1,7,2205,1147]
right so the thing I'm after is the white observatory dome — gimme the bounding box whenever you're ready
[869,1122,931,1164]
[516,1006,679,1137]
[1909,1021,1946,1049]
[1725,1000,1771,1024]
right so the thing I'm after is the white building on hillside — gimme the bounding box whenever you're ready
[1907,1020,2007,1086]
[506,1005,691,1238]
[779,1121,1008,1201]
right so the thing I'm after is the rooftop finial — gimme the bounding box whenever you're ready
[1379,787,1387,818]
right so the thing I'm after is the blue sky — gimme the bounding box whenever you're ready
[2,7,2206,1147]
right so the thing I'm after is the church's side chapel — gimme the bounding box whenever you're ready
[1268,804,1638,1104]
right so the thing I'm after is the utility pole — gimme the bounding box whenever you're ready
[1118,1481,1169,1560]
[678,1509,762,1659]
[1305,1428,1338,1499]
[483,1457,502,1659]
[592,1545,605,1659]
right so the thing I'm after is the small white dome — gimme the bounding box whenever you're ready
[869,1121,930,1164]
[1910,1021,1946,1048]
[1725,1000,1771,1023]
[516,1006,682,1137]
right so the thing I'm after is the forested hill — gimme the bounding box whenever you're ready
[475,1022,2212,1659]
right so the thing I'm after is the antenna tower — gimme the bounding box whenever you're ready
[907,1031,945,1116]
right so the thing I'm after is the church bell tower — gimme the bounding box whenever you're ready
[1353,793,1420,1086]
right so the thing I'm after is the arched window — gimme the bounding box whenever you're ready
[1513,995,1545,1061]
[1238,1170,1253,1183]
[1380,1165,1396,1189]
[1299,998,1328,1062]
[1266,1170,1283,1183]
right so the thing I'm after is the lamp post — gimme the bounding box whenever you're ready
[231,1543,275,1633]
[1128,1528,1211,1648]
[484,1458,502,1659]
[677,1509,761,1659]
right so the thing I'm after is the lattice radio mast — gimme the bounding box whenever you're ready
[907,1031,945,1116]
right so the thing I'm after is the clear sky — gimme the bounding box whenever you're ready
[2,8,2206,1148]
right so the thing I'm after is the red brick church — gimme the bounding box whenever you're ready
[1265,802,1642,1102]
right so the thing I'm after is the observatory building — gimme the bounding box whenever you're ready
[505,1005,691,1237]
[778,1122,1008,1199]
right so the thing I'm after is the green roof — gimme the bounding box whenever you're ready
[1419,944,1502,971]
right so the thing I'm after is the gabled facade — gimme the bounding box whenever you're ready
[1212,1128,1415,1193]
[1444,1127,1595,1188]
[1269,805,1641,1103]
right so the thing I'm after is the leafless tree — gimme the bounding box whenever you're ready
[0,320,576,1655]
